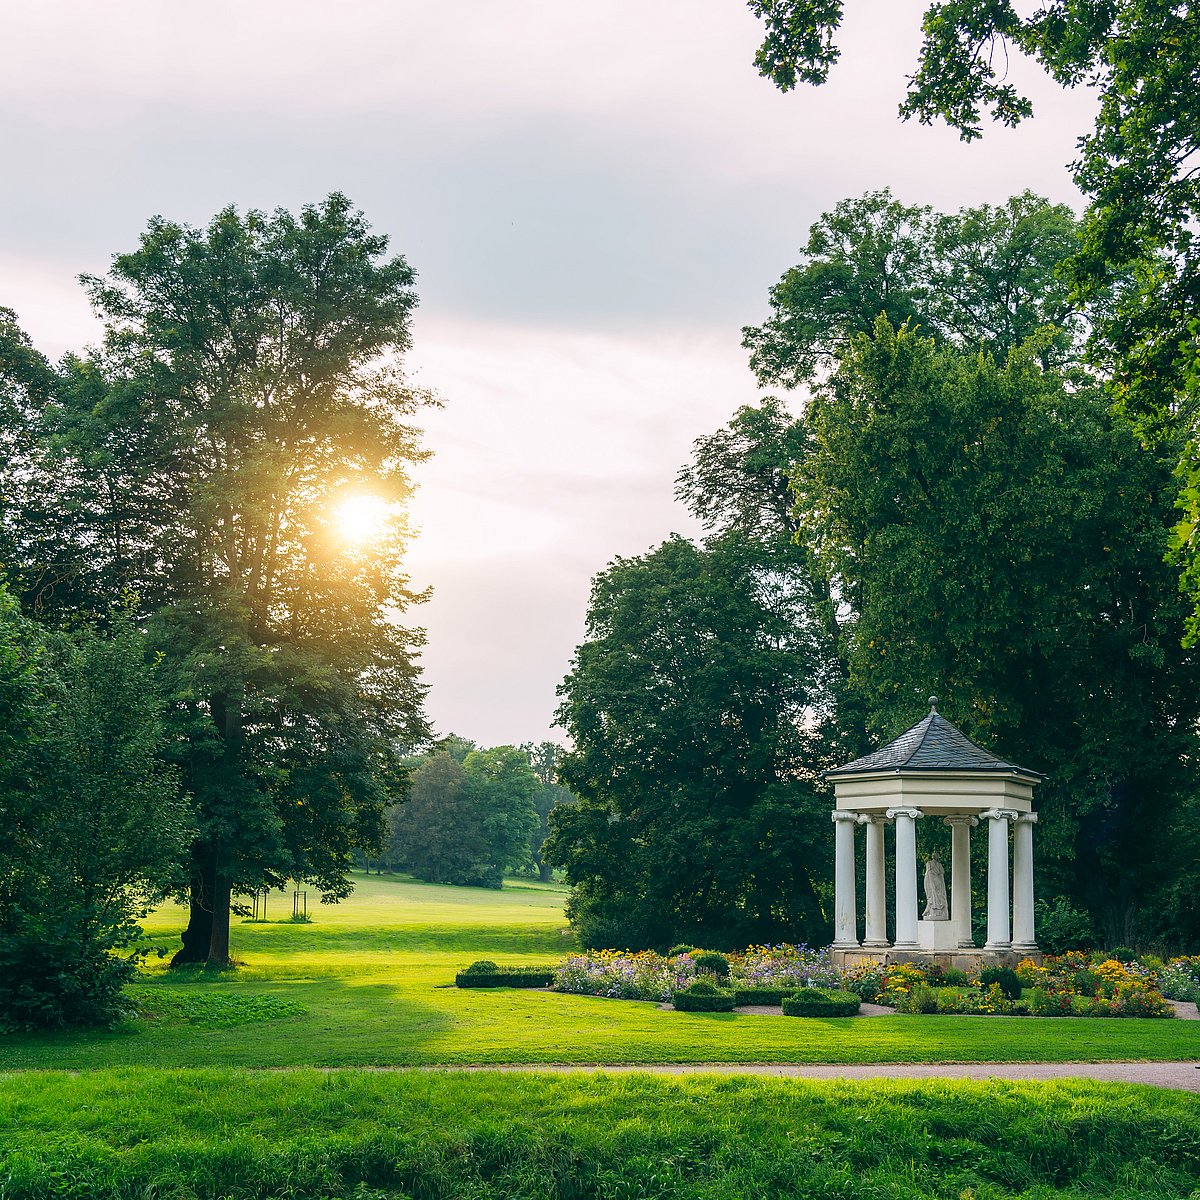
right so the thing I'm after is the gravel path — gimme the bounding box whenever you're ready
[440,1061,1200,1091]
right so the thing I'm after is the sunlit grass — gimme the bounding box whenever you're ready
[3,871,1198,1070]
[1,1070,1198,1199]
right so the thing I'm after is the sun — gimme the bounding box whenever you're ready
[333,493,392,548]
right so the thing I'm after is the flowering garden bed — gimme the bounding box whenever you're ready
[536,946,1198,1019]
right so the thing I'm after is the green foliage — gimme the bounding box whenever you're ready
[979,967,1024,1002]
[0,593,190,1028]
[455,966,554,989]
[1110,946,1139,964]
[742,189,1083,389]
[746,0,1200,648]
[691,951,730,979]
[731,986,800,1006]
[549,533,830,949]
[781,988,861,1017]
[939,967,970,988]
[895,984,940,1016]
[794,318,1197,937]
[389,747,540,888]
[672,978,736,1012]
[6,196,433,966]
[1036,896,1097,954]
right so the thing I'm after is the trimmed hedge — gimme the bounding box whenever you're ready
[455,967,554,989]
[732,987,801,1007]
[673,989,736,1013]
[781,989,861,1018]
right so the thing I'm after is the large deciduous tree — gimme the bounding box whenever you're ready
[549,534,832,950]
[794,318,1198,942]
[16,195,432,964]
[745,0,1200,639]
[742,189,1084,390]
[388,746,539,887]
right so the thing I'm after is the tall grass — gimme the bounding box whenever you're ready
[1,1070,1197,1199]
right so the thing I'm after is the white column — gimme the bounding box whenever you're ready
[831,811,860,948]
[887,807,923,949]
[944,816,978,948]
[863,816,889,947]
[1011,812,1038,953]
[982,809,1019,949]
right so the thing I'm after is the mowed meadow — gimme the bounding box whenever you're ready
[4,871,1200,1071]
[6,874,1200,1199]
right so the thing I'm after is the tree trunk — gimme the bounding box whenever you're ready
[203,689,243,967]
[171,851,216,966]
[208,854,232,966]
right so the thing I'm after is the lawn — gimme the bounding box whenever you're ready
[2,871,1199,1070]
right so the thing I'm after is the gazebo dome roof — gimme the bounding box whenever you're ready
[824,698,1043,780]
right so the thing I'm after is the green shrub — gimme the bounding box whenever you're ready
[895,984,939,1014]
[1072,968,1100,997]
[979,966,1022,1001]
[781,989,861,1018]
[1034,896,1095,952]
[672,979,735,1012]
[455,966,554,989]
[732,987,800,1006]
[691,951,730,979]
[935,988,967,1014]
[668,944,696,956]
[1029,988,1075,1017]
[1109,946,1138,964]
[939,967,970,987]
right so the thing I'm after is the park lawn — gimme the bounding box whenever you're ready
[2,1069,1199,1199]
[3,871,1199,1069]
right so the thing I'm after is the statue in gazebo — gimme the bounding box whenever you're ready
[923,852,949,921]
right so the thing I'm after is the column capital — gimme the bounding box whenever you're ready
[863,812,891,824]
[886,806,924,821]
[943,815,979,829]
[1014,812,1038,825]
[831,810,861,824]
[981,807,1021,823]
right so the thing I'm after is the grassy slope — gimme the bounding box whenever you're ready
[2,872,1199,1069]
[2,1070,1199,1199]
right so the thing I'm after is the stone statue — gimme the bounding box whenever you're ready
[923,851,949,921]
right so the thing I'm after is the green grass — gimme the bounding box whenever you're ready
[2,871,1198,1069]
[2,1069,1198,1199]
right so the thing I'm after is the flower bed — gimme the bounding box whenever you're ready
[550,946,1181,1017]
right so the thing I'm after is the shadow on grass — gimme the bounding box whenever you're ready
[0,978,458,1071]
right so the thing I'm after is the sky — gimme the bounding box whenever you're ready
[0,2,1099,747]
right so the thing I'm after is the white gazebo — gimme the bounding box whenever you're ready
[825,697,1043,969]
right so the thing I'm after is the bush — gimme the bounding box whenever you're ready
[781,989,861,1018]
[672,978,735,1012]
[1071,967,1100,997]
[732,987,800,1006]
[939,967,970,987]
[979,966,1023,1001]
[1035,896,1095,953]
[668,944,696,956]
[0,922,139,1032]
[1029,987,1075,1017]
[1109,946,1138,964]
[455,966,554,989]
[691,951,730,979]
[895,984,939,1014]
[463,960,498,974]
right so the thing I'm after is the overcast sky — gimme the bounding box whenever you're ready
[1,2,1098,747]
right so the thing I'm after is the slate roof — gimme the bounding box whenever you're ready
[824,699,1042,779]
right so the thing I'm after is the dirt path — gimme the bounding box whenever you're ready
[437,1061,1200,1091]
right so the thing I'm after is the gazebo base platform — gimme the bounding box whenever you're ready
[830,946,1043,971]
